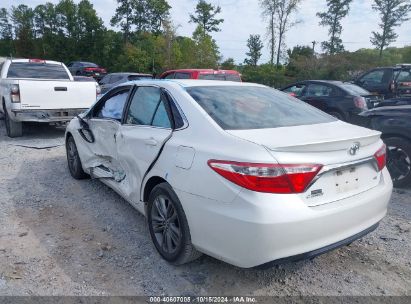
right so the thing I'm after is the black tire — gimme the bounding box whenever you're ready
[147,182,202,265]
[328,111,344,121]
[4,107,23,137]
[66,135,89,179]
[384,137,411,188]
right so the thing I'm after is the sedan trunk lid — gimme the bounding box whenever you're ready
[226,121,384,206]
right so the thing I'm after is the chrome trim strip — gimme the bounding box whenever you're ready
[307,156,378,190]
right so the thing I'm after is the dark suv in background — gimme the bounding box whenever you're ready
[354,64,411,103]
[99,72,153,94]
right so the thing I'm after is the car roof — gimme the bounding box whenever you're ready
[107,72,152,77]
[8,58,63,65]
[162,69,240,74]
[121,79,264,88]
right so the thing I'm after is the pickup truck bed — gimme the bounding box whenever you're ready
[0,59,98,137]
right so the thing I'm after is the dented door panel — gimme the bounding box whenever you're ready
[115,125,172,204]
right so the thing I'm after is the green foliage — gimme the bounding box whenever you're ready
[259,0,302,66]
[244,34,263,66]
[111,0,171,41]
[371,0,411,57]
[240,64,288,88]
[317,0,352,54]
[220,58,235,70]
[192,25,220,68]
[189,0,224,33]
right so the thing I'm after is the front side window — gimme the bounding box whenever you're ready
[283,84,306,97]
[174,72,191,79]
[164,73,175,79]
[187,86,335,130]
[96,89,129,120]
[126,87,171,128]
[7,63,70,79]
[304,84,334,97]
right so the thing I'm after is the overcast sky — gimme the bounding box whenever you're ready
[3,0,411,63]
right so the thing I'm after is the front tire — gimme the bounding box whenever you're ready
[66,135,89,179]
[147,183,202,265]
[384,137,411,188]
[4,108,23,138]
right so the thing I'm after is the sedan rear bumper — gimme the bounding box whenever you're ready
[11,109,87,123]
[256,222,379,269]
[176,168,392,268]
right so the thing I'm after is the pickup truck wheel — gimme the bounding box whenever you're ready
[66,136,89,179]
[147,183,202,265]
[385,137,411,188]
[4,109,23,138]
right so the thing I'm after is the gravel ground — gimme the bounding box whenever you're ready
[0,119,410,296]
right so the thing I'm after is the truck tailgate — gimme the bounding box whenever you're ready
[18,80,96,110]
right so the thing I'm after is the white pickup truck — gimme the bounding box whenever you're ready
[0,58,100,137]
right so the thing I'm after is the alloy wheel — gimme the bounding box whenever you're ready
[150,194,182,254]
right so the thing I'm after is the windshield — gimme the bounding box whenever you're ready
[7,62,70,79]
[198,73,241,82]
[341,83,370,95]
[187,86,335,130]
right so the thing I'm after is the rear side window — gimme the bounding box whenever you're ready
[126,87,171,128]
[187,86,335,130]
[7,63,70,79]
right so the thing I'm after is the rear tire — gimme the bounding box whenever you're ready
[66,135,89,179]
[4,107,23,138]
[384,137,411,188]
[147,182,202,265]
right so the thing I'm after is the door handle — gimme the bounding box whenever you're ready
[54,86,67,91]
[144,138,158,146]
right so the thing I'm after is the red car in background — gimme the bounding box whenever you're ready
[67,61,107,81]
[159,69,242,82]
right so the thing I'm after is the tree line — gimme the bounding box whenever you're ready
[0,0,410,88]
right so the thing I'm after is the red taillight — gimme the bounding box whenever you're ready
[207,160,322,194]
[354,96,367,109]
[10,84,20,103]
[84,67,95,71]
[101,68,107,73]
[29,58,46,63]
[374,144,386,171]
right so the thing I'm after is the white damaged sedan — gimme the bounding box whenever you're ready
[65,80,392,268]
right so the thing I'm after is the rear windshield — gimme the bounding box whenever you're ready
[187,86,335,130]
[198,73,241,82]
[7,62,70,79]
[341,83,370,95]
